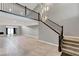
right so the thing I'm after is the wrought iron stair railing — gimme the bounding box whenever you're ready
[0,3,63,52]
[0,3,39,21]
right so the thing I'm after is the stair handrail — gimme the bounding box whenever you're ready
[38,13,63,52]
[0,3,63,52]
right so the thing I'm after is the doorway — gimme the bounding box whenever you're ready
[6,28,17,35]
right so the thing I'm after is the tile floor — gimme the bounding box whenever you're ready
[0,35,61,56]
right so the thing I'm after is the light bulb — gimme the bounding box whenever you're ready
[46,6,49,11]
[44,7,47,11]
[44,16,47,20]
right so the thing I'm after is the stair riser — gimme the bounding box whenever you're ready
[63,42,79,47]
[63,39,79,44]
[62,37,79,56]
[61,52,72,56]
[62,45,79,52]
[62,49,79,56]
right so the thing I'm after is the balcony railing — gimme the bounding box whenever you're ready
[39,15,63,52]
[0,3,39,20]
[0,3,63,52]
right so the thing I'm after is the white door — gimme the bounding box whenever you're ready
[8,28,14,35]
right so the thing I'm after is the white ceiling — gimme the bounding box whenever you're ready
[20,3,38,10]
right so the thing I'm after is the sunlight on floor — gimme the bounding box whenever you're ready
[0,35,61,56]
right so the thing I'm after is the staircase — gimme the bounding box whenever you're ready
[1,3,79,56]
[61,36,79,56]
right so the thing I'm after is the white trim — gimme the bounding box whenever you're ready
[22,34,58,47]
[23,34,39,39]
[64,35,79,39]
[38,39,58,47]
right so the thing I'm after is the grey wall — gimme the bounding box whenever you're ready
[0,26,6,36]
[0,11,38,26]
[49,4,79,37]
[0,3,79,45]
[39,22,58,44]
[0,25,22,36]
[6,26,22,35]
[35,3,79,44]
[22,25,39,38]
[0,11,38,36]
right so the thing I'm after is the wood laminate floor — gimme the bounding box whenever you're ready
[0,35,61,56]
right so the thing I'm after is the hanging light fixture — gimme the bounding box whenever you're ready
[40,3,50,21]
[46,6,49,11]
[44,16,47,20]
[42,16,48,22]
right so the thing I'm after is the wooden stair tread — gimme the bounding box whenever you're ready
[63,41,79,47]
[62,44,79,52]
[64,36,79,41]
[63,44,79,49]
[64,36,79,39]
[62,48,79,56]
[63,38,79,43]
[64,38,79,41]
[62,36,79,56]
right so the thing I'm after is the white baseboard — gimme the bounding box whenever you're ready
[23,34,38,39]
[64,35,79,39]
[23,34,58,47]
[38,39,58,47]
